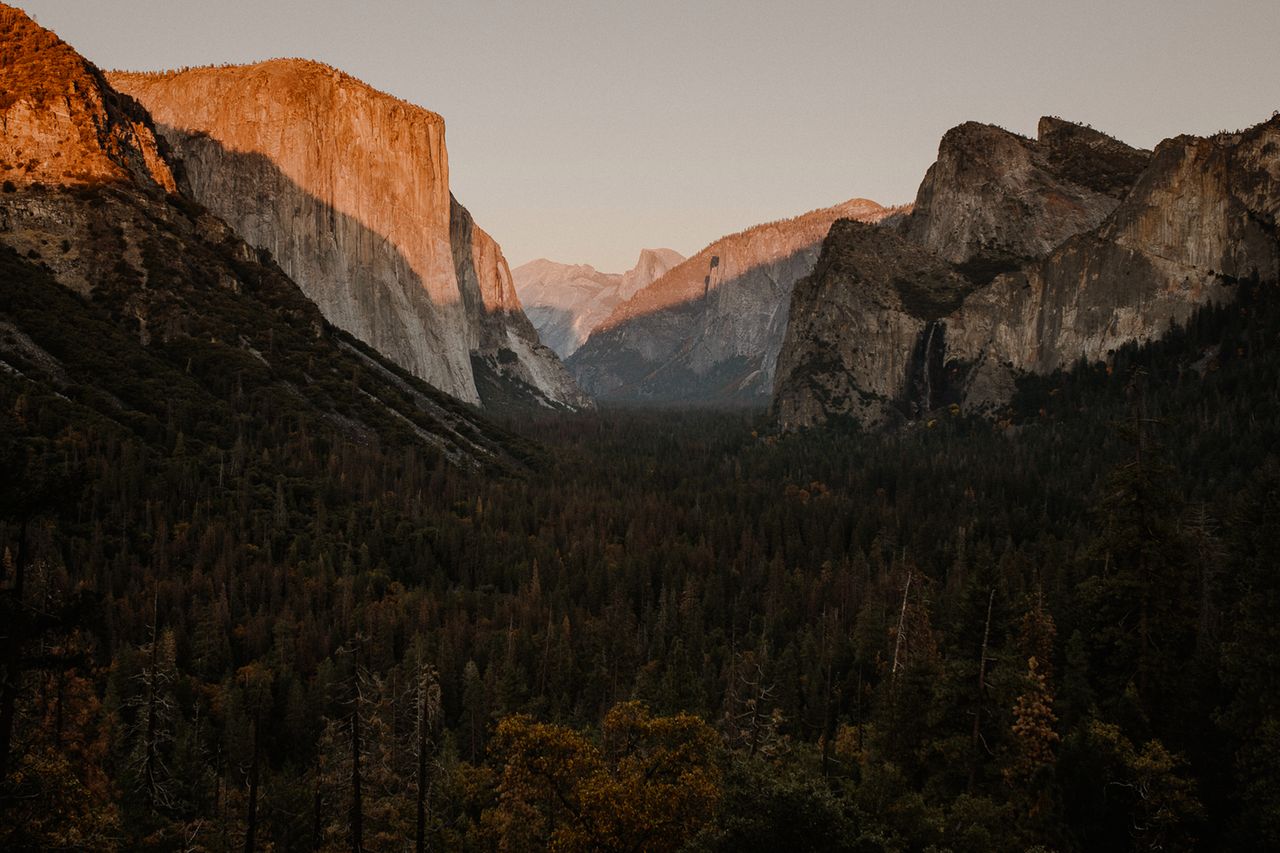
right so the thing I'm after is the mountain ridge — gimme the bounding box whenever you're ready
[773,114,1280,429]
[0,2,525,467]
[513,247,685,358]
[567,198,897,403]
[109,60,590,411]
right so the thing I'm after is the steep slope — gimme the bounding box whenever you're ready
[0,4,523,469]
[774,221,975,428]
[0,9,175,194]
[568,199,893,403]
[774,116,1280,430]
[109,61,589,411]
[514,248,684,358]
[900,117,1149,275]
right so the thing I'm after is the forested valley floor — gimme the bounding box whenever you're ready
[3,274,1280,851]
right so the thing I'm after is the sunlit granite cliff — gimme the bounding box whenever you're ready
[111,61,589,410]
[0,4,519,466]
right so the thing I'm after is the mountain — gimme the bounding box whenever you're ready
[0,4,525,469]
[513,248,684,358]
[567,198,894,403]
[108,61,590,412]
[773,115,1280,429]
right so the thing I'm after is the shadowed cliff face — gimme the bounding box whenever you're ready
[899,117,1150,273]
[774,116,1280,431]
[110,61,588,410]
[567,199,895,403]
[449,197,594,411]
[773,221,975,427]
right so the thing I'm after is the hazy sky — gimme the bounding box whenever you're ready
[16,1,1280,271]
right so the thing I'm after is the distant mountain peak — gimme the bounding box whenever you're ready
[566,198,893,403]
[513,247,686,359]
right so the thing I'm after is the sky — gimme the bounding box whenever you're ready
[15,1,1280,272]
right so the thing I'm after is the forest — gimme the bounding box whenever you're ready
[2,249,1279,851]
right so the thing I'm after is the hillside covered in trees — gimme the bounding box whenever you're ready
[3,235,1280,850]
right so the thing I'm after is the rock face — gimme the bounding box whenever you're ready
[0,7,175,194]
[774,221,974,428]
[774,116,1280,430]
[568,199,893,403]
[110,61,589,410]
[901,118,1148,272]
[514,248,685,358]
[0,4,519,467]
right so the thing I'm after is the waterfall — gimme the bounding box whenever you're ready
[905,320,947,418]
[920,322,939,410]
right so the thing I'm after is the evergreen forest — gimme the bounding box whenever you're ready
[2,249,1280,851]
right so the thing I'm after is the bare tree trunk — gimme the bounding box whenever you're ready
[244,715,260,853]
[312,786,323,851]
[350,669,364,853]
[144,602,160,807]
[416,677,429,853]
[968,588,995,792]
[891,570,913,680]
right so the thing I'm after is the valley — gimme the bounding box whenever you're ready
[2,2,1279,851]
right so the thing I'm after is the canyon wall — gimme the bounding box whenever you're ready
[112,62,588,409]
[774,116,1280,430]
[568,199,893,403]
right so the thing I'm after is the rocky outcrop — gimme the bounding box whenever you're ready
[0,6,175,193]
[568,199,893,403]
[514,248,685,358]
[949,120,1280,374]
[0,4,519,467]
[774,221,974,428]
[899,118,1149,274]
[110,61,587,410]
[449,198,593,410]
[775,116,1280,431]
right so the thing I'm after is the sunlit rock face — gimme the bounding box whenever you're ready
[0,4,185,296]
[0,7,176,194]
[111,61,588,409]
[567,199,894,403]
[514,249,685,359]
[774,116,1280,430]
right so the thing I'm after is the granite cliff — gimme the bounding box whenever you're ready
[514,248,685,359]
[774,116,1280,430]
[110,61,589,410]
[0,4,521,466]
[568,199,893,403]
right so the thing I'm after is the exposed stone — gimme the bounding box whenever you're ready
[110,61,587,409]
[514,248,685,358]
[0,6,175,193]
[0,4,517,466]
[568,199,895,403]
[899,118,1148,274]
[774,116,1280,431]
[773,221,973,429]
